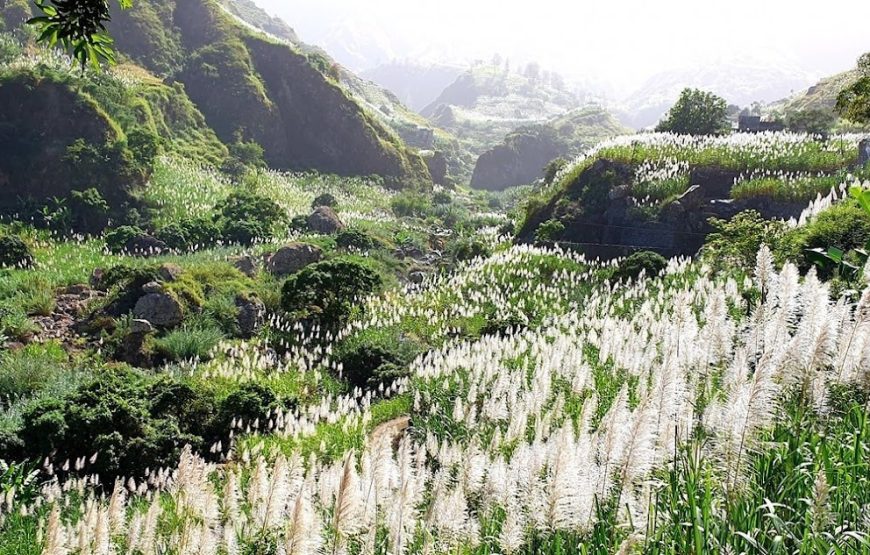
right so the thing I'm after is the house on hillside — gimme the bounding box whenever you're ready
[737,115,785,133]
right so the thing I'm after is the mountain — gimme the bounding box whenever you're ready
[102,0,429,187]
[617,61,815,129]
[470,106,631,190]
[217,0,298,42]
[361,62,465,112]
[422,64,580,156]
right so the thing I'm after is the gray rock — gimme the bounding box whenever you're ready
[267,244,323,276]
[142,281,164,295]
[157,263,183,282]
[64,284,91,296]
[860,139,870,168]
[307,207,345,234]
[409,271,425,285]
[90,268,106,290]
[236,296,266,338]
[133,293,184,328]
[230,255,258,278]
[130,319,154,335]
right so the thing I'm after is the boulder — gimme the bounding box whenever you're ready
[133,293,184,328]
[141,281,164,295]
[125,235,168,257]
[424,151,448,185]
[157,263,184,282]
[307,207,345,234]
[236,296,266,338]
[266,243,323,276]
[409,271,425,285]
[860,139,870,168]
[230,255,258,278]
[130,319,154,335]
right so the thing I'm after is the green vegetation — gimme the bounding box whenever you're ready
[836,52,870,124]
[656,87,729,135]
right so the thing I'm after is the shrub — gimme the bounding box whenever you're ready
[222,219,268,246]
[105,226,145,254]
[0,235,33,268]
[543,157,568,185]
[535,219,565,242]
[336,228,377,251]
[289,215,309,233]
[217,383,279,431]
[390,192,431,218]
[451,238,491,262]
[126,127,162,171]
[68,188,110,234]
[281,258,382,333]
[432,191,451,205]
[157,217,222,251]
[15,369,216,480]
[656,88,729,135]
[217,191,286,243]
[312,193,338,210]
[336,333,421,390]
[612,251,668,282]
[703,211,788,272]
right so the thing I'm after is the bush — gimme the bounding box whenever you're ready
[289,215,309,233]
[451,238,491,262]
[703,211,788,272]
[157,217,222,251]
[15,370,216,480]
[390,192,431,218]
[312,193,338,210]
[217,191,286,243]
[126,127,163,171]
[432,191,451,205]
[336,333,421,390]
[656,88,729,135]
[68,188,110,234]
[105,226,145,254]
[336,228,378,251]
[281,258,382,333]
[543,157,568,185]
[783,202,870,273]
[535,219,565,242]
[613,251,668,282]
[0,235,33,268]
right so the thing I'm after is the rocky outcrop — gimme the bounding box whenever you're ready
[471,129,562,190]
[133,291,184,328]
[307,207,345,235]
[520,159,808,259]
[266,243,323,276]
[0,72,145,214]
[236,295,265,338]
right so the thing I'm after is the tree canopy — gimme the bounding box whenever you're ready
[28,0,131,69]
[836,53,870,124]
[656,88,729,136]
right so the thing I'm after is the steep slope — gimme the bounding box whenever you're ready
[361,62,465,112]
[421,64,580,162]
[108,0,430,187]
[471,107,631,190]
[217,0,297,42]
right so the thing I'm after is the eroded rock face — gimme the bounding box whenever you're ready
[266,244,323,276]
[236,296,265,338]
[133,293,184,328]
[307,207,345,235]
[230,255,258,278]
[471,131,562,191]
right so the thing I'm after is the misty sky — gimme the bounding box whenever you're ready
[255,0,869,93]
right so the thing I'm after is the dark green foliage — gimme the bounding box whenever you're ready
[543,157,568,185]
[785,201,870,273]
[216,191,285,244]
[656,88,729,135]
[432,191,451,205]
[836,53,870,124]
[217,383,279,431]
[104,225,144,253]
[612,251,668,282]
[311,193,337,210]
[451,238,491,262]
[336,332,420,390]
[0,235,32,268]
[390,191,431,218]
[281,258,382,333]
[68,187,110,234]
[222,137,266,178]
[156,217,221,251]
[29,0,132,69]
[785,108,836,135]
[535,218,564,242]
[126,126,162,170]
[98,264,159,316]
[16,368,212,479]
[335,228,378,251]
[703,211,788,272]
[289,214,308,233]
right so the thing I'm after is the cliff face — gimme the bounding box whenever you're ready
[471,108,631,190]
[0,72,145,212]
[109,0,430,187]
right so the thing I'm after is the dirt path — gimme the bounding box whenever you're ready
[369,416,411,449]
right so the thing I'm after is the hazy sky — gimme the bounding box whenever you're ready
[256,0,868,92]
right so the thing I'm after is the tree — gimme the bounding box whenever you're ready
[835,52,870,124]
[785,108,836,135]
[28,0,132,69]
[656,88,729,135]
